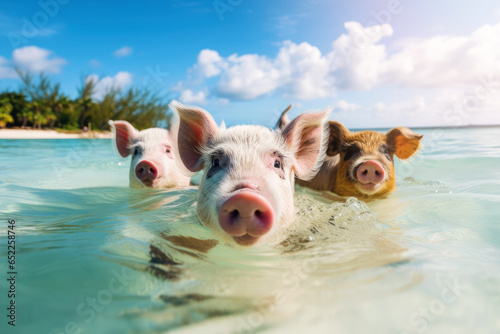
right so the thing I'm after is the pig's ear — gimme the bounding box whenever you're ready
[326,121,350,156]
[168,113,180,142]
[386,127,423,160]
[274,104,292,131]
[282,108,331,180]
[109,120,139,158]
[169,100,219,174]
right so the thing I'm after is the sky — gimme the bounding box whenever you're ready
[1,0,500,128]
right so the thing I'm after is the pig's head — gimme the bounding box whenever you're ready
[109,120,191,189]
[327,122,423,199]
[170,101,330,247]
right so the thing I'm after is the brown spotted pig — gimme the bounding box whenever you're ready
[276,107,423,201]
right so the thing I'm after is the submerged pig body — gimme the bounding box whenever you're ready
[277,108,423,201]
[109,120,191,189]
[171,101,330,247]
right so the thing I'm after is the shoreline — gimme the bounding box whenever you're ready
[0,129,113,139]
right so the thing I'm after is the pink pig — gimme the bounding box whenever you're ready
[109,120,191,189]
[170,101,330,247]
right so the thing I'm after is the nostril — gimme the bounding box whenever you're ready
[139,167,145,173]
[255,210,262,218]
[229,210,239,221]
[375,170,380,176]
[362,170,368,175]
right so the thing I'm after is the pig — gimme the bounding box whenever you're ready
[109,120,191,189]
[276,107,423,200]
[170,101,330,247]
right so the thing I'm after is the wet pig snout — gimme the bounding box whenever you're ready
[356,160,385,185]
[218,191,274,238]
[135,160,159,181]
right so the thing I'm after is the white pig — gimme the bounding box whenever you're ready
[170,101,330,247]
[109,120,191,189]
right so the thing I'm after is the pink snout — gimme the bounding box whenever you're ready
[135,160,159,184]
[356,160,385,185]
[218,191,274,239]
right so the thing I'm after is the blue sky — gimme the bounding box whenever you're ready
[1,0,500,128]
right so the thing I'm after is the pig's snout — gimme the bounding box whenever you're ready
[218,191,274,239]
[135,160,159,183]
[356,160,385,185]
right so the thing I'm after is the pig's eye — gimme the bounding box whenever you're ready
[380,145,392,161]
[165,148,171,153]
[343,144,361,161]
[134,148,139,156]
[274,159,281,169]
[207,156,222,179]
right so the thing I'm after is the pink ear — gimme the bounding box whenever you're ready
[281,109,330,180]
[169,101,219,173]
[109,120,139,158]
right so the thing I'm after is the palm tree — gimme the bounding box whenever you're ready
[7,69,172,131]
[31,101,51,129]
[0,98,14,128]
[18,108,34,128]
[57,96,78,129]
[0,92,28,128]
[33,112,46,129]
[76,77,98,129]
[0,113,13,128]
[45,111,57,128]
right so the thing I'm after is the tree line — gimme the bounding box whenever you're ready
[0,70,172,131]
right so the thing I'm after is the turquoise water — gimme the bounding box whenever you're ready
[1,127,500,334]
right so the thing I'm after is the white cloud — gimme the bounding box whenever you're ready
[216,53,281,100]
[277,41,332,99]
[0,56,17,79]
[189,41,331,100]
[372,96,427,121]
[382,24,500,88]
[173,49,226,92]
[196,49,225,78]
[331,97,430,129]
[179,89,207,105]
[330,20,500,90]
[12,46,66,74]
[86,72,133,100]
[113,46,133,58]
[335,86,500,128]
[177,20,500,103]
[330,21,393,90]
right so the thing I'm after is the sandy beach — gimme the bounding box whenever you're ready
[0,129,113,139]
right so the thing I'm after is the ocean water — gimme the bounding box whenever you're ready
[0,127,499,334]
